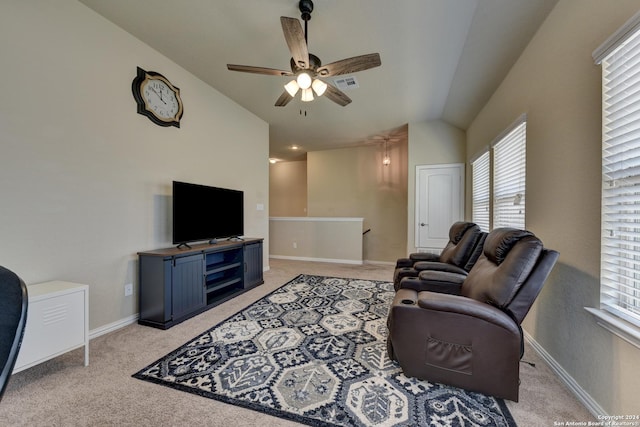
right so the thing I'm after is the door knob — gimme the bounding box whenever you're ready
[420,223,427,227]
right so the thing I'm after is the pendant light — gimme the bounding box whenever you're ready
[383,139,391,166]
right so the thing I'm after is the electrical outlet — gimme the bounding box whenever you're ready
[292,242,297,249]
[124,283,133,297]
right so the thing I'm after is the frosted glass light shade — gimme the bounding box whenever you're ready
[296,72,312,89]
[301,88,314,102]
[284,80,299,97]
[312,79,327,96]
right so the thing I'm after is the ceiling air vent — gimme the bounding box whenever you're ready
[333,76,359,91]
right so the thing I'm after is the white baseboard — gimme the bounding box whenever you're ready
[269,255,397,266]
[364,260,396,266]
[269,255,363,265]
[524,331,607,418]
[89,313,139,341]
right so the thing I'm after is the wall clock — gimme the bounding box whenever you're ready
[132,67,183,128]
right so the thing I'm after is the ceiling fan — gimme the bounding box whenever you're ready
[227,0,381,107]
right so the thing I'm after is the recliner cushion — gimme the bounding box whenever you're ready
[463,232,487,272]
[449,221,477,244]
[439,223,481,267]
[484,228,533,265]
[462,229,543,309]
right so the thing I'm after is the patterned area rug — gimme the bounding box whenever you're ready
[133,274,517,427]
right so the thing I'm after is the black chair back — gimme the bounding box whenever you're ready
[0,266,28,402]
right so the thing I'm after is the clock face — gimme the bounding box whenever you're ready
[132,67,183,127]
[142,78,180,120]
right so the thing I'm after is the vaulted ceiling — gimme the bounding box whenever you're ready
[79,0,558,161]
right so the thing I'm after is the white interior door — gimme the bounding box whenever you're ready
[415,164,464,250]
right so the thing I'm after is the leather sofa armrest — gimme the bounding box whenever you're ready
[416,291,518,332]
[418,270,466,283]
[409,252,440,262]
[396,270,466,295]
[390,289,516,332]
[397,276,462,295]
[395,258,414,268]
[413,261,468,275]
[394,288,419,305]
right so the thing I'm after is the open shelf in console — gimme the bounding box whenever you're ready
[204,247,243,306]
[205,247,242,270]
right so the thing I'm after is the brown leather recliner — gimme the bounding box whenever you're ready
[387,228,559,401]
[393,222,486,291]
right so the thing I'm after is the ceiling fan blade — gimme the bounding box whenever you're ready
[280,17,309,69]
[227,64,293,76]
[324,84,352,106]
[317,53,381,77]
[275,91,294,107]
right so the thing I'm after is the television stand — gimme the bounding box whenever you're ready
[137,238,263,329]
[176,242,192,249]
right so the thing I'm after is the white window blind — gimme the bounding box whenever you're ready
[492,120,526,229]
[600,26,640,328]
[471,150,490,231]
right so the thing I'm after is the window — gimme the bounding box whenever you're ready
[596,19,640,329]
[471,150,490,231]
[469,116,527,231]
[493,119,527,229]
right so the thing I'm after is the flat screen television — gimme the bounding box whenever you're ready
[172,181,244,246]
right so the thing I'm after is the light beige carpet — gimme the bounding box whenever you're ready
[0,259,594,426]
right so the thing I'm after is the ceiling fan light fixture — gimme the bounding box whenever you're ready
[312,79,327,96]
[296,72,312,90]
[227,0,380,109]
[284,79,300,97]
[301,88,314,102]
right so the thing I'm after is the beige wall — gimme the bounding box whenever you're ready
[307,141,408,263]
[466,0,640,415]
[269,217,363,263]
[269,161,307,216]
[407,120,466,253]
[0,1,269,331]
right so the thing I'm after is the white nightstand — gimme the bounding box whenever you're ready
[13,281,89,373]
